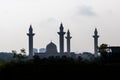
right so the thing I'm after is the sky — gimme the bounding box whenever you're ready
[0,0,120,54]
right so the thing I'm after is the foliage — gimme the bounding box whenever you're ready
[99,44,108,53]
[20,48,26,55]
[12,48,27,62]
[99,43,109,58]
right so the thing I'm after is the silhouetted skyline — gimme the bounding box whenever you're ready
[0,0,120,54]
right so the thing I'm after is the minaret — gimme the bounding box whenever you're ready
[66,30,72,53]
[27,25,35,57]
[93,28,99,57]
[57,23,66,53]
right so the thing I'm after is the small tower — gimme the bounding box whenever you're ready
[66,30,72,53]
[27,25,35,57]
[93,28,99,57]
[57,23,66,53]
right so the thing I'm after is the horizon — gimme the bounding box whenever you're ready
[0,0,120,54]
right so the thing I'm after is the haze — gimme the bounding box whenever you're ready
[0,0,120,54]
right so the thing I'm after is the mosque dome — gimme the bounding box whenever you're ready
[46,42,58,54]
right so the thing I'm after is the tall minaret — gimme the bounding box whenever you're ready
[57,23,66,53]
[27,25,35,57]
[66,30,72,53]
[93,28,99,57]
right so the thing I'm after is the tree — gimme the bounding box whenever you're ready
[99,44,108,53]
[98,43,109,62]
[12,50,17,58]
[12,48,26,62]
[33,55,40,62]
[20,48,26,55]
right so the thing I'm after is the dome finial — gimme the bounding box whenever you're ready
[51,40,53,43]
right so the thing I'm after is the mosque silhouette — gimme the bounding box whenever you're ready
[27,23,100,58]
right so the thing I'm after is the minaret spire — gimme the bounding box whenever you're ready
[27,25,35,57]
[93,28,99,57]
[57,23,66,53]
[66,29,72,53]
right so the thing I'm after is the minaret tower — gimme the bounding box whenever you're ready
[27,25,35,57]
[57,23,66,53]
[93,28,99,57]
[66,30,72,53]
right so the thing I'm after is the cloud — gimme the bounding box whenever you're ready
[47,17,57,23]
[78,6,96,16]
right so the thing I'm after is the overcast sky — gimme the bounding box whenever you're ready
[0,0,120,54]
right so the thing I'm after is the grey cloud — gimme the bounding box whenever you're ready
[47,18,57,22]
[40,17,57,25]
[79,6,96,16]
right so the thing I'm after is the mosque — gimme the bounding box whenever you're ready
[27,23,99,58]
